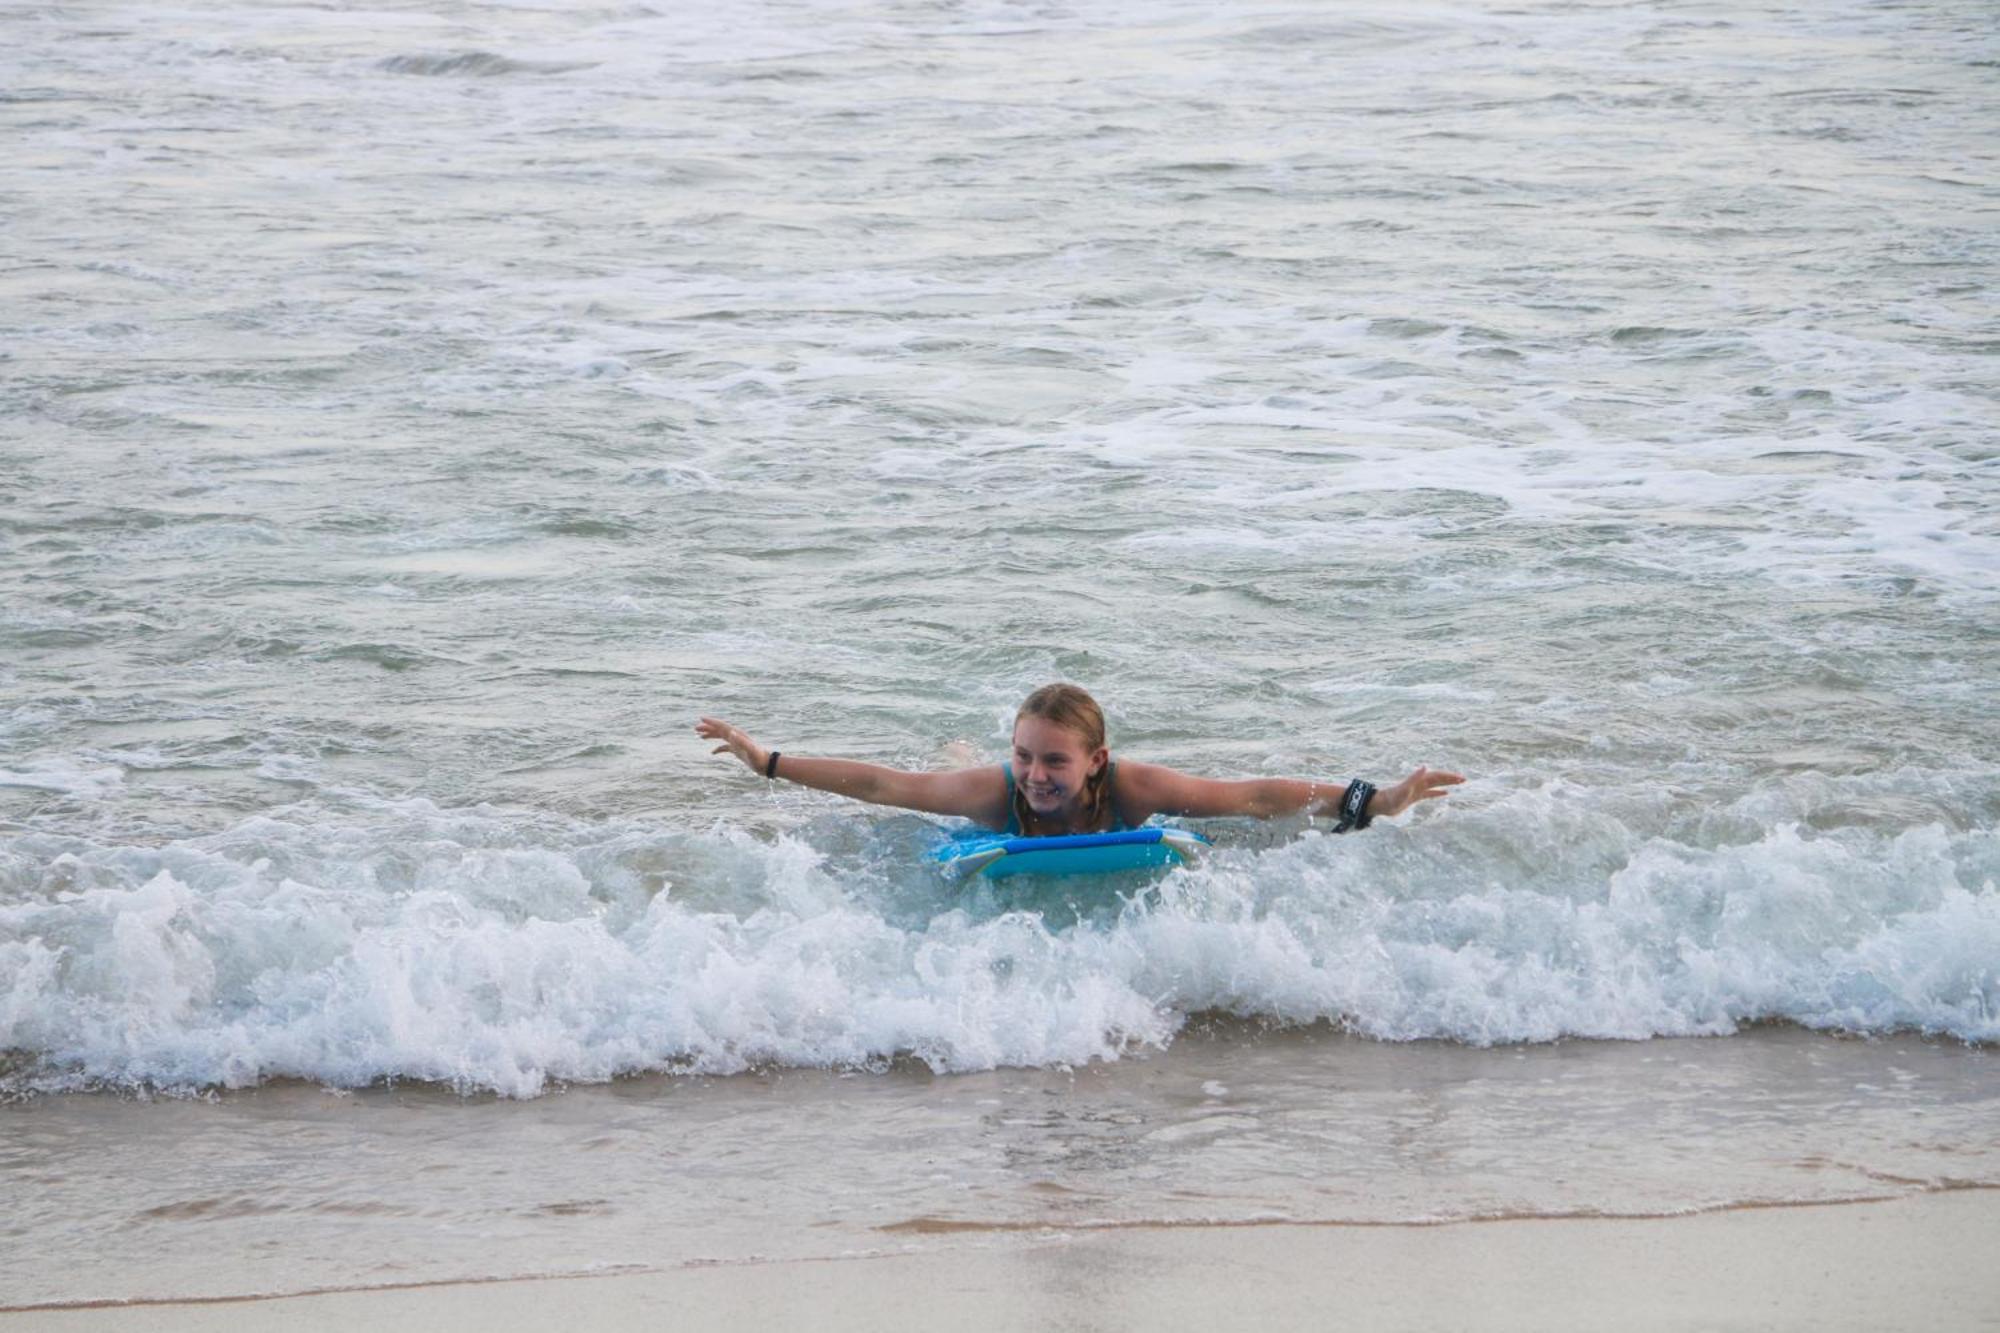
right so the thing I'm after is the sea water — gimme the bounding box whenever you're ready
[1,0,1997,1305]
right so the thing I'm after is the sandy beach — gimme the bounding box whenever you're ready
[8,1190,1997,1332]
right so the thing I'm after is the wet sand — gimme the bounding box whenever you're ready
[5,1026,1999,1331]
[7,1190,1997,1332]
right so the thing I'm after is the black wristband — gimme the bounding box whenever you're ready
[764,751,781,780]
[1335,779,1376,832]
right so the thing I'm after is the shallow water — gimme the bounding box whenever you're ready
[3,0,1998,1098]
[3,1027,1998,1308]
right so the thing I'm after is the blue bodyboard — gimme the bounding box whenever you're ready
[934,826,1212,880]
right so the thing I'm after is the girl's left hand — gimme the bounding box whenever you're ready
[1370,766,1466,820]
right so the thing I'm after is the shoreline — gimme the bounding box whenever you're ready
[5,1014,1989,1104]
[9,1190,1997,1331]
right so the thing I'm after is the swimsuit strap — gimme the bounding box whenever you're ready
[1105,758,1128,832]
[1000,761,1021,835]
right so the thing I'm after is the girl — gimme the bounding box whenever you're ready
[697,683,1462,837]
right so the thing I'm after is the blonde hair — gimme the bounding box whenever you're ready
[1013,683,1112,832]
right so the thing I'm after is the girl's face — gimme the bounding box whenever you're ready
[1011,714,1107,817]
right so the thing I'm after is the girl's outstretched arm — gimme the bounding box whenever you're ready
[696,717,1007,823]
[1116,760,1464,826]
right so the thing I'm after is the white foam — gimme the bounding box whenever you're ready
[2,790,1993,1098]
[0,759,124,799]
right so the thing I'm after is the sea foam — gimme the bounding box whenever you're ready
[3,789,1993,1098]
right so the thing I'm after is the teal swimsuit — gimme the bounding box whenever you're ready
[1001,759,1130,835]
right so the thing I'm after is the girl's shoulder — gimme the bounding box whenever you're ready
[1107,756,1170,797]
[1107,755,1163,828]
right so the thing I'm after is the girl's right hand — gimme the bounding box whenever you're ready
[696,717,770,775]
[1368,765,1466,820]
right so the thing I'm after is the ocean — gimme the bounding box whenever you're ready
[2,0,1996,1309]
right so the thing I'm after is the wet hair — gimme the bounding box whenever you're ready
[1012,683,1111,832]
